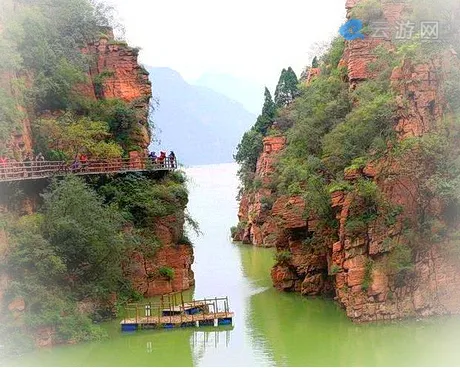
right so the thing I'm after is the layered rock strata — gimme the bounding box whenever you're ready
[235,0,460,321]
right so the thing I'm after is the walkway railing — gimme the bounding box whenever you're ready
[0,157,176,183]
[121,296,232,326]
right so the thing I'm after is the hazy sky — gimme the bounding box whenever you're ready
[107,0,346,89]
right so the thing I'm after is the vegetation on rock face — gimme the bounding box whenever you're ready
[275,250,292,264]
[234,69,298,194]
[0,0,142,157]
[0,170,192,353]
[158,267,175,280]
[1,176,125,350]
[235,0,460,292]
[0,0,194,357]
[33,112,123,160]
[274,67,299,108]
[96,172,188,226]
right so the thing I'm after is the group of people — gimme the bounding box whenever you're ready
[0,149,177,179]
[70,153,89,171]
[0,152,46,165]
[0,151,46,178]
[148,150,176,168]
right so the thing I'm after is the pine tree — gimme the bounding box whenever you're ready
[274,67,299,108]
[234,87,276,187]
[253,87,276,135]
[312,56,319,68]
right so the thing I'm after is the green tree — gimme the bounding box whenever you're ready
[312,56,319,68]
[5,0,118,111]
[253,87,276,135]
[274,67,299,108]
[234,87,277,190]
[41,176,126,297]
[89,99,141,152]
[34,112,123,160]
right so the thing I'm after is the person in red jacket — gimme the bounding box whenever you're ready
[0,155,8,178]
[80,153,88,171]
[158,151,166,167]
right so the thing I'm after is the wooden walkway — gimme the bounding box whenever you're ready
[0,157,176,183]
[120,296,234,331]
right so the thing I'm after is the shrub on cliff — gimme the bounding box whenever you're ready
[89,99,144,153]
[158,267,175,280]
[2,176,133,347]
[6,0,119,111]
[275,250,292,264]
[96,172,188,228]
[34,113,123,160]
[41,176,127,297]
[322,86,397,173]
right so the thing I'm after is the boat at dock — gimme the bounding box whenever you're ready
[120,292,234,331]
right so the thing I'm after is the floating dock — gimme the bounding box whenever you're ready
[120,293,234,331]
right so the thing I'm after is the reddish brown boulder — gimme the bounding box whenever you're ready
[347,268,366,287]
[301,274,325,296]
[271,265,297,291]
[272,196,307,229]
[347,39,387,82]
[127,244,194,297]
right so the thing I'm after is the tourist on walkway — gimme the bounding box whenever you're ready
[35,152,45,162]
[24,152,32,177]
[70,157,80,172]
[158,151,166,167]
[169,151,176,168]
[0,156,7,178]
[80,153,88,172]
[149,151,158,164]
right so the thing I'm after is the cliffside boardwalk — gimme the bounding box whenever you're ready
[0,157,177,183]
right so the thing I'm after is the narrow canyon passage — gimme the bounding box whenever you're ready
[3,163,460,367]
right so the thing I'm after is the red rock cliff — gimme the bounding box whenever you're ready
[0,23,152,158]
[0,8,194,325]
[235,0,460,321]
[80,32,152,150]
[234,135,286,247]
[126,214,195,297]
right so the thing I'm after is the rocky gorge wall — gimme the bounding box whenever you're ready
[126,214,195,297]
[234,0,460,322]
[0,4,195,340]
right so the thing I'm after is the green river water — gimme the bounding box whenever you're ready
[3,163,460,366]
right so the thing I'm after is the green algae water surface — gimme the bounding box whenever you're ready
[3,163,460,367]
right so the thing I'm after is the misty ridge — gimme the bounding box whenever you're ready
[149,67,257,165]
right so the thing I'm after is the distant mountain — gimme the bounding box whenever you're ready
[148,67,256,166]
[194,73,264,115]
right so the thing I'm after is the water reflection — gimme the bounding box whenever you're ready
[4,163,460,367]
[235,239,460,367]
